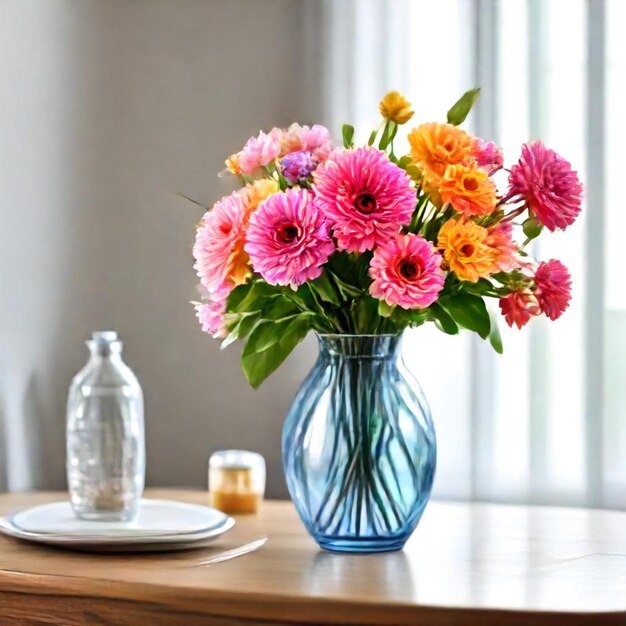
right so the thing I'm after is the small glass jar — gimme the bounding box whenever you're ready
[209,450,265,514]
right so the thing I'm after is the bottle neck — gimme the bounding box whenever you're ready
[87,340,123,362]
[316,333,402,359]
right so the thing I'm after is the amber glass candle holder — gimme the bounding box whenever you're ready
[209,450,265,514]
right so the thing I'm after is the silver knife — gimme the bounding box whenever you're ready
[191,536,267,567]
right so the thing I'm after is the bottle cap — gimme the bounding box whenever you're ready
[89,331,122,355]
[92,331,118,344]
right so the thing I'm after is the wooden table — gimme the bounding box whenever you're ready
[0,490,624,625]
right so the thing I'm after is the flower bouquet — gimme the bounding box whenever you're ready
[192,89,582,552]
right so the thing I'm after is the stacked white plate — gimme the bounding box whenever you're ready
[0,499,235,552]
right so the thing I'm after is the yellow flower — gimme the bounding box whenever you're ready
[408,122,474,190]
[225,154,242,175]
[379,91,414,125]
[437,217,498,283]
[240,178,279,217]
[440,163,497,216]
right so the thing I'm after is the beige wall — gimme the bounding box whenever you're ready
[0,0,324,496]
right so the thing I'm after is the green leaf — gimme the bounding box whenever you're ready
[228,281,277,313]
[378,299,395,318]
[354,297,379,333]
[395,154,422,182]
[355,251,374,289]
[367,129,378,146]
[342,124,355,148]
[488,307,503,354]
[427,303,459,335]
[438,293,490,339]
[227,282,253,311]
[310,270,341,306]
[220,325,241,350]
[447,88,481,125]
[238,311,262,336]
[475,209,504,228]
[328,250,372,286]
[326,251,357,282]
[396,155,412,169]
[241,316,310,388]
[244,320,283,354]
[261,296,299,320]
[391,307,428,328]
[522,216,543,240]
[491,271,512,284]
[460,278,494,296]
[292,283,316,310]
[329,271,363,299]
[220,311,262,350]
[379,121,398,150]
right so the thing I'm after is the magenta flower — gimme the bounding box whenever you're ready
[313,147,415,253]
[245,188,334,289]
[499,291,541,329]
[508,141,583,231]
[369,234,445,309]
[473,138,504,175]
[193,192,249,293]
[533,259,572,320]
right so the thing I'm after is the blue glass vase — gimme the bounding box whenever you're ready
[282,333,436,553]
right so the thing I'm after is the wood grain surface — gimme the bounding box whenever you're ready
[0,490,624,626]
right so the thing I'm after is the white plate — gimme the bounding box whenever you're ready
[0,499,235,552]
[13,500,226,537]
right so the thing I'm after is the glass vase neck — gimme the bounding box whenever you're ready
[316,333,402,359]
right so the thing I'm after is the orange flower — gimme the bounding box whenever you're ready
[440,163,497,216]
[240,178,279,218]
[379,91,414,125]
[408,122,474,189]
[484,222,519,272]
[228,239,252,286]
[221,179,280,284]
[437,218,498,282]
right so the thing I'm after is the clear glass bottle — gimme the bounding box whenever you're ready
[66,331,145,521]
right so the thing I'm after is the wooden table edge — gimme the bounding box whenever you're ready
[0,569,624,626]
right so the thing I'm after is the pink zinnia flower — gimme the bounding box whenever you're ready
[533,259,572,320]
[473,138,504,175]
[229,131,281,175]
[499,291,541,329]
[193,192,249,292]
[245,188,334,289]
[313,147,415,253]
[279,123,334,162]
[369,234,445,309]
[507,141,583,231]
[195,287,230,338]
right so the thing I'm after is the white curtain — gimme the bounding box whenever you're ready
[321,0,625,510]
